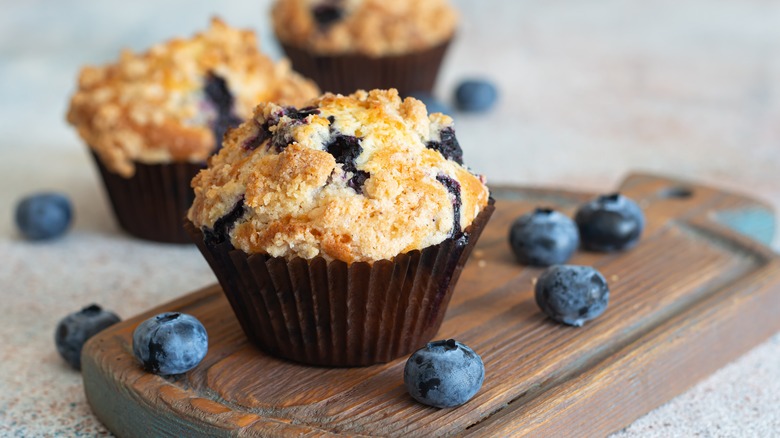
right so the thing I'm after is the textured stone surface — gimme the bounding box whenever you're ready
[1,0,779,436]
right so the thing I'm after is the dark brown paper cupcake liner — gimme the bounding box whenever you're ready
[280,39,452,97]
[91,152,204,244]
[185,199,494,367]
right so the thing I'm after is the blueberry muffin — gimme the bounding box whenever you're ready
[271,0,458,96]
[185,89,493,366]
[67,18,319,243]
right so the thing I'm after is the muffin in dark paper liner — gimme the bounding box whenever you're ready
[185,200,493,366]
[280,40,451,96]
[187,89,492,366]
[67,19,319,243]
[92,153,203,244]
[272,0,457,95]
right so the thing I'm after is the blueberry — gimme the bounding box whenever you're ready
[325,134,370,194]
[203,197,245,247]
[15,193,72,240]
[409,92,452,115]
[426,126,464,165]
[132,312,208,375]
[404,339,484,408]
[509,208,580,266]
[575,193,645,252]
[55,304,120,370]
[311,3,344,28]
[535,265,609,327]
[204,72,242,149]
[435,174,463,238]
[454,80,498,112]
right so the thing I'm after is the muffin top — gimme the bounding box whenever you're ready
[271,0,458,57]
[188,89,489,263]
[67,18,319,177]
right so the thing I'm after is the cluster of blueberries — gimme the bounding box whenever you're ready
[509,193,644,327]
[403,193,646,409]
[55,305,481,408]
[55,306,208,375]
[51,192,645,411]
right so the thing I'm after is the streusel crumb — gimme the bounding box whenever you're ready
[272,0,458,57]
[67,18,319,177]
[188,89,489,263]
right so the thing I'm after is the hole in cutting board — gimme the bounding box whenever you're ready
[659,186,694,199]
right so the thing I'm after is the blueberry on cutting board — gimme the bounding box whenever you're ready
[15,192,73,240]
[55,304,120,370]
[404,339,484,408]
[575,193,645,252]
[132,312,208,375]
[509,207,580,266]
[454,80,498,112]
[535,265,610,327]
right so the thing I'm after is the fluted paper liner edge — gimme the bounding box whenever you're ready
[280,39,452,97]
[186,199,495,367]
[91,151,203,244]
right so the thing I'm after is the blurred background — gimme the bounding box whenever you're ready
[2,0,778,205]
[1,0,779,436]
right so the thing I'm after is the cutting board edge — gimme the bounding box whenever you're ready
[80,174,780,437]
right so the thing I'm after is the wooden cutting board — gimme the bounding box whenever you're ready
[81,173,780,437]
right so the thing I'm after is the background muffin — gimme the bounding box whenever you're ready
[186,89,493,366]
[271,0,458,96]
[67,18,319,243]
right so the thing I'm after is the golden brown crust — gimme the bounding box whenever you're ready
[67,18,319,177]
[272,0,458,57]
[188,89,489,263]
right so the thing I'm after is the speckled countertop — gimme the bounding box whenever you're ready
[1,0,779,436]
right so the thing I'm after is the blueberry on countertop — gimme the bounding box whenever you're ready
[55,304,121,370]
[404,339,484,408]
[535,265,609,327]
[409,92,452,115]
[132,312,208,375]
[15,193,72,241]
[575,193,645,252]
[454,80,498,112]
[509,208,580,266]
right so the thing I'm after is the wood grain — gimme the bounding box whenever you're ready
[81,173,780,437]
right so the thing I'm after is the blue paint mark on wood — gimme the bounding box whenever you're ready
[714,208,776,246]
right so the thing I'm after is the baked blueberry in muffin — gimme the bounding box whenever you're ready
[67,18,320,178]
[66,18,319,243]
[271,0,459,95]
[188,88,489,262]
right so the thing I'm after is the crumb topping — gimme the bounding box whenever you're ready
[67,18,319,177]
[272,0,458,57]
[188,89,489,263]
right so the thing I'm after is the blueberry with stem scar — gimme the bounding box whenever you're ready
[55,304,120,370]
[575,193,645,252]
[535,265,609,327]
[404,339,484,408]
[132,312,208,375]
[509,207,580,266]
